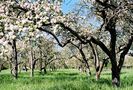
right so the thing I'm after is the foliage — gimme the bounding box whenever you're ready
[0,0,133,87]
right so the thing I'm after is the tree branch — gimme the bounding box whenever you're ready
[69,55,84,63]
[42,22,85,43]
[46,58,65,66]
[41,22,111,59]
[11,5,29,12]
[95,0,116,9]
[89,37,111,57]
[38,27,70,47]
[118,34,133,71]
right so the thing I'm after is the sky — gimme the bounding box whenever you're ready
[61,0,79,14]
[61,0,101,28]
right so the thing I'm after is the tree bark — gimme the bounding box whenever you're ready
[30,49,34,77]
[39,50,43,74]
[12,39,18,79]
[0,64,3,72]
[89,42,102,80]
[111,66,120,87]
[43,67,47,74]
[30,60,34,77]
[38,38,43,74]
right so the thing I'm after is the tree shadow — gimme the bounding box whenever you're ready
[95,78,112,86]
[101,71,126,76]
[1,70,133,88]
[0,74,15,84]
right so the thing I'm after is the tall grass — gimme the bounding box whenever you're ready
[0,68,133,90]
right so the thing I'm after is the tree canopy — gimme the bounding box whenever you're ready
[0,0,133,87]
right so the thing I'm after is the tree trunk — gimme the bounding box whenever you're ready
[39,53,43,74]
[107,17,120,86]
[112,67,120,87]
[89,42,101,80]
[18,64,21,73]
[30,64,34,77]
[78,44,91,76]
[39,38,43,74]
[30,50,34,77]
[12,39,18,79]
[0,64,2,72]
[86,64,91,76]
[43,67,47,74]
[30,59,34,77]
[39,60,42,73]
[110,54,120,86]
[10,62,13,75]
[94,45,100,80]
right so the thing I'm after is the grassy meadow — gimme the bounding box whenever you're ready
[0,68,133,90]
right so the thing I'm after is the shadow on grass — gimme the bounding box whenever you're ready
[0,71,86,85]
[52,72,79,76]
[0,70,133,89]
[95,75,133,88]
[20,72,87,82]
[0,74,14,84]
[96,78,112,86]
[102,71,126,76]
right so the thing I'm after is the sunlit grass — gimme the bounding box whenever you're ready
[0,68,133,90]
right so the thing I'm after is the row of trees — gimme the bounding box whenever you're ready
[0,32,62,77]
[0,0,133,87]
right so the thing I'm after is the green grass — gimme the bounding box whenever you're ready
[0,68,133,90]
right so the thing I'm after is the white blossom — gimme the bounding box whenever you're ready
[11,35,16,39]
[51,18,57,23]
[13,25,19,30]
[3,41,8,46]
[45,4,50,11]
[22,27,29,31]
[21,19,29,24]
[23,2,31,9]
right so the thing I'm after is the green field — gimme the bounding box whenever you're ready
[0,68,133,90]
